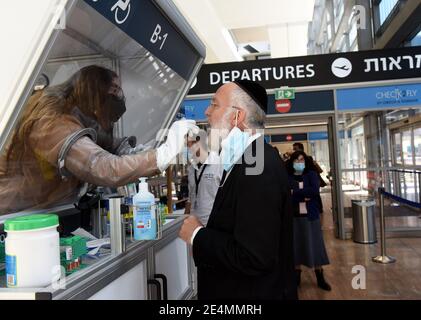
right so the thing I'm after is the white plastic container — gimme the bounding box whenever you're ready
[4,214,60,288]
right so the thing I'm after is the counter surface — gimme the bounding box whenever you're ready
[0,210,187,300]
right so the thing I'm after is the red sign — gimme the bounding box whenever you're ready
[286,135,293,141]
[276,99,292,113]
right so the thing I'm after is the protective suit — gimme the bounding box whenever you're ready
[0,109,196,215]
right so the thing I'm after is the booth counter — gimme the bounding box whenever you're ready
[0,208,195,300]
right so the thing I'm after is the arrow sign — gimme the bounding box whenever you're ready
[275,88,296,100]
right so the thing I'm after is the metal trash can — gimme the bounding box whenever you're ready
[352,198,377,244]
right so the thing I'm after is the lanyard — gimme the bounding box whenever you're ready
[219,167,234,188]
[194,164,208,196]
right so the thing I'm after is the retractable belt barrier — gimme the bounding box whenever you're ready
[372,188,421,264]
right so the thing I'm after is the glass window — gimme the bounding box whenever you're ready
[349,22,358,45]
[414,127,421,165]
[327,23,332,41]
[0,1,202,215]
[394,132,402,164]
[340,35,349,52]
[334,0,344,32]
[409,30,421,47]
[379,0,399,26]
[402,129,413,165]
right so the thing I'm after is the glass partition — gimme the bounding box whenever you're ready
[415,127,421,165]
[338,108,421,228]
[0,0,204,216]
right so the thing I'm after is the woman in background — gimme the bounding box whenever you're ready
[286,151,331,291]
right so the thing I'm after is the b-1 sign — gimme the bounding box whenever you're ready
[275,88,295,100]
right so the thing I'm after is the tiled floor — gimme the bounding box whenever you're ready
[298,193,421,300]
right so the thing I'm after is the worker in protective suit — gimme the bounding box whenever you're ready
[0,65,198,215]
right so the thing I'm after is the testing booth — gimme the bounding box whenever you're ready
[0,0,205,299]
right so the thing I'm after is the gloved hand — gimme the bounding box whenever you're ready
[156,119,199,172]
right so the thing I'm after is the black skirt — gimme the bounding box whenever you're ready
[293,217,330,268]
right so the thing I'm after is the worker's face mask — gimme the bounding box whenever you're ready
[220,109,250,172]
[293,162,305,173]
[105,94,126,122]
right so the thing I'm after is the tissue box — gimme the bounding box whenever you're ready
[60,236,88,274]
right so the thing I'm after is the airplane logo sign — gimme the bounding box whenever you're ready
[331,57,353,78]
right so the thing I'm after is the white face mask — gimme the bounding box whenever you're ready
[220,110,250,172]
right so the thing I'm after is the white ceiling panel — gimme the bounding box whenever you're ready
[173,0,316,63]
[210,0,315,29]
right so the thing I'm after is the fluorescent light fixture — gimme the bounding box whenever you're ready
[266,122,328,129]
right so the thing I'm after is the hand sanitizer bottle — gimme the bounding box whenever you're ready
[133,178,157,240]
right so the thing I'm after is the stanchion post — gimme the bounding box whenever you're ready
[167,165,173,214]
[372,188,396,264]
[418,172,421,206]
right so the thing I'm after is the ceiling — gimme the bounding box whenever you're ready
[173,0,316,63]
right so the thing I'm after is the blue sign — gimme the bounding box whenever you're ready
[338,130,352,139]
[337,83,421,111]
[268,90,334,115]
[271,134,308,143]
[182,99,210,121]
[84,0,199,80]
[309,132,328,140]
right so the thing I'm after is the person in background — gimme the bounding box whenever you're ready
[292,142,326,213]
[178,80,297,300]
[185,135,223,226]
[0,65,198,214]
[286,151,331,291]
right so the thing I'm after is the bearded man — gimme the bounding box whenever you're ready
[179,80,297,300]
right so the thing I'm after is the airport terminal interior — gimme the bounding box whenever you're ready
[0,0,420,300]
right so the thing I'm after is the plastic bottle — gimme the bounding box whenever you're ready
[133,178,157,240]
[4,214,60,288]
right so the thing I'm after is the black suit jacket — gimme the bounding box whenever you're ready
[192,138,297,300]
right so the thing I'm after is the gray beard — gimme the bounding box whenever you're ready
[207,125,231,153]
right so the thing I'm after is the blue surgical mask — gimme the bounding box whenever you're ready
[293,162,305,173]
[220,110,250,172]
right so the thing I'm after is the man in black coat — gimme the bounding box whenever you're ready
[179,80,297,300]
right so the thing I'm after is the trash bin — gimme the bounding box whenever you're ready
[352,198,377,244]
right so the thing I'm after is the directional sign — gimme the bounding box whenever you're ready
[275,88,296,100]
[84,0,199,80]
[275,99,292,113]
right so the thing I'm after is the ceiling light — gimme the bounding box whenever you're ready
[243,44,259,54]
[266,122,328,129]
